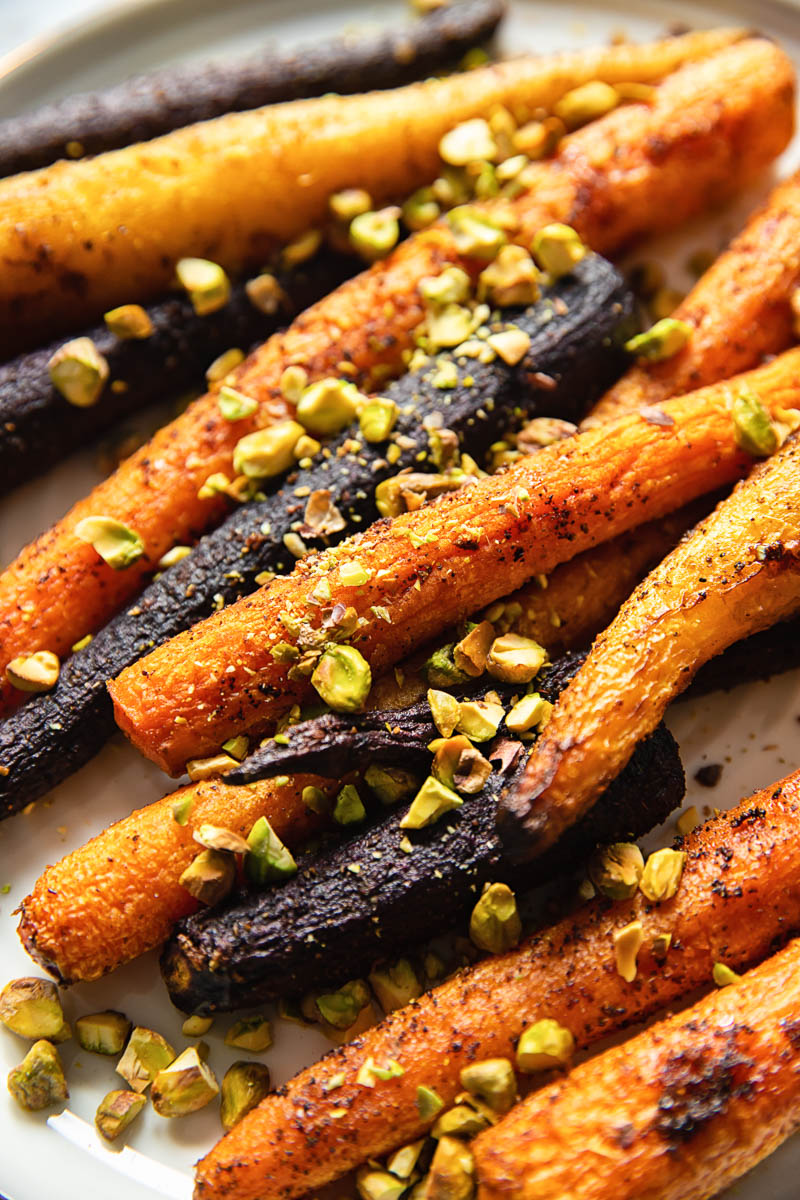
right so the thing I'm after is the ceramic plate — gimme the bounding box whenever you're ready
[2,1,800,1197]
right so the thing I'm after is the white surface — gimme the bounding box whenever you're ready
[1,2,800,1199]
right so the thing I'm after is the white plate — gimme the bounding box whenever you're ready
[2,2,800,1198]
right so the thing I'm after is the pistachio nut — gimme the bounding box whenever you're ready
[5,651,60,693]
[359,397,398,443]
[206,346,245,384]
[625,318,691,362]
[48,337,109,407]
[104,304,154,340]
[369,959,422,1013]
[176,257,231,315]
[350,208,401,262]
[447,206,507,260]
[428,688,461,738]
[75,1011,131,1056]
[8,1040,69,1111]
[282,229,323,268]
[297,377,364,435]
[732,388,779,457]
[364,764,418,806]
[459,1057,516,1113]
[333,783,366,826]
[713,962,742,988]
[192,823,249,854]
[158,545,192,568]
[221,734,249,761]
[311,644,372,712]
[424,1135,475,1200]
[356,1167,408,1200]
[339,559,371,587]
[116,1026,175,1092]
[427,303,479,350]
[420,266,472,307]
[612,919,644,982]
[218,385,258,422]
[302,784,331,815]
[433,1103,490,1139]
[245,815,298,884]
[220,1061,272,1131]
[95,1089,146,1140]
[224,1016,273,1053]
[554,80,619,129]
[316,979,371,1030]
[182,1015,213,1037]
[532,223,587,278]
[197,471,231,499]
[485,633,546,683]
[639,847,686,902]
[452,621,493,677]
[356,1056,404,1086]
[186,754,240,782]
[469,882,521,954]
[151,1044,219,1117]
[516,1018,574,1072]
[329,188,372,223]
[588,843,644,900]
[416,1083,445,1121]
[402,187,441,231]
[74,515,145,569]
[400,776,463,830]
[505,692,552,735]
[486,328,531,366]
[171,795,193,825]
[179,848,236,905]
[246,272,287,315]
[387,1140,427,1179]
[0,977,70,1042]
[424,643,471,688]
[280,363,309,402]
[439,118,497,166]
[433,735,492,795]
[233,419,305,478]
[456,699,504,742]
[477,245,540,307]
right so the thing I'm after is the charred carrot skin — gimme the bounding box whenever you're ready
[498,432,800,865]
[110,349,800,774]
[474,937,800,1200]
[193,771,800,1200]
[588,169,800,426]
[0,37,793,717]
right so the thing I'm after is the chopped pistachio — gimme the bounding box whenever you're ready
[233,419,305,478]
[245,815,298,884]
[356,1167,408,1200]
[176,257,231,315]
[339,559,371,586]
[75,1011,131,1055]
[532,223,587,278]
[447,206,507,260]
[95,1089,146,1140]
[357,1056,405,1086]
[417,1084,445,1121]
[186,754,240,782]
[311,644,372,712]
[732,388,779,457]
[364,764,418,806]
[0,978,69,1041]
[486,328,531,366]
[8,1040,68,1111]
[206,346,245,384]
[171,795,193,825]
[6,651,60,693]
[350,208,401,262]
[554,80,619,129]
[224,1016,273,1053]
[104,304,154,340]
[428,688,461,738]
[713,962,742,988]
[403,187,441,231]
[179,848,236,905]
[425,1136,475,1200]
[222,734,249,761]
[278,365,308,405]
[246,272,286,314]
[334,783,366,826]
[433,1103,489,1139]
[158,545,192,568]
[516,1019,574,1072]
[613,919,644,982]
[220,1061,271,1131]
[198,471,231,499]
[282,229,323,268]
[439,118,497,166]
[193,823,249,854]
[459,1057,516,1114]
[477,245,540,307]
[424,643,471,688]
[589,843,644,900]
[183,1015,213,1037]
[401,776,462,830]
[456,699,504,742]
[485,633,545,683]
[676,805,700,836]
[116,1027,175,1093]
[71,633,93,652]
[427,304,477,350]
[505,693,552,734]
[151,1044,219,1116]
[75,515,144,569]
[301,784,330,815]
[369,959,422,1012]
[420,266,472,307]
[433,736,491,795]
[639,848,686,902]
[625,318,691,362]
[360,397,398,443]
[329,187,372,222]
[48,337,109,407]
[218,385,259,422]
[469,882,521,954]
[387,1140,427,1180]
[451,621,492,677]
[316,980,371,1030]
[297,377,364,435]
[652,932,672,960]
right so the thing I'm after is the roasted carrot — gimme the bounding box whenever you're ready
[474,937,800,1200]
[0,38,790,717]
[193,769,800,1200]
[110,349,800,774]
[497,430,800,865]
[586,169,800,426]
[0,28,751,349]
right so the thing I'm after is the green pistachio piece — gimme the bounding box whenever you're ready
[233,419,305,478]
[224,1016,273,1053]
[350,208,401,262]
[713,962,742,988]
[296,377,363,435]
[179,848,236,906]
[151,1044,219,1116]
[453,621,494,677]
[639,848,687,902]
[486,328,531,366]
[104,304,154,340]
[532,223,587,278]
[447,206,507,260]
[218,385,258,422]
[206,346,245,383]
[176,257,231,315]
[193,823,249,854]
[428,688,461,738]
[402,187,441,231]
[48,337,109,407]
[432,736,492,795]
[116,1027,175,1092]
[171,795,193,825]
[311,644,372,712]
[364,764,419,806]
[469,882,521,954]
[359,397,398,443]
[0,978,69,1041]
[75,1011,131,1055]
[8,1040,68,1111]
[554,80,619,129]
[416,1083,445,1121]
[333,783,366,826]
[387,1139,427,1179]
[158,545,192,569]
[485,633,546,683]
[439,118,497,166]
[316,980,371,1030]
[477,245,540,307]
[424,644,471,688]
[182,1015,213,1037]
[433,1103,490,1139]
[356,1056,405,1086]
[427,303,477,349]
[456,699,504,742]
[459,1057,516,1114]
[74,515,144,569]
[420,266,472,307]
[301,784,331,815]
[505,693,552,734]
[221,734,249,761]
[6,651,60,693]
[246,272,287,315]
[245,815,298,884]
[186,754,240,782]
[329,187,372,222]
[356,1167,408,1200]
[516,1019,575,1072]
[589,843,644,900]
[400,776,463,830]
[625,318,691,362]
[369,959,422,1013]
[197,471,231,499]
[613,919,644,982]
[425,1135,475,1200]
[95,1089,146,1140]
[220,1061,272,1131]
[339,559,371,586]
[732,388,779,457]
[282,229,323,268]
